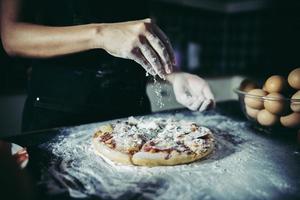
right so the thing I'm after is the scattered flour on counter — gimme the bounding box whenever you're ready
[39,112,300,200]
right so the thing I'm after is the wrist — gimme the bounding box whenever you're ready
[90,23,107,50]
[166,73,176,83]
[166,71,185,84]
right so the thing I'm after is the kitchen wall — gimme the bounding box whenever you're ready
[150,3,225,75]
[150,0,300,77]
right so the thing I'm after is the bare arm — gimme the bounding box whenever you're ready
[0,0,100,58]
[1,0,214,111]
[0,0,175,77]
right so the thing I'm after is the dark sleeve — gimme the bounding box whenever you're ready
[19,0,150,25]
[19,0,74,25]
[18,0,39,23]
[77,0,150,23]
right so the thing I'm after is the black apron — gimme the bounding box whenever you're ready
[21,0,151,131]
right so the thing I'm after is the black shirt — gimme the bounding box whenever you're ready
[21,0,151,131]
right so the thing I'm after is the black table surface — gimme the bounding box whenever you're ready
[1,101,300,200]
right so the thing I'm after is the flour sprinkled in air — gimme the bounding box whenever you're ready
[152,76,165,109]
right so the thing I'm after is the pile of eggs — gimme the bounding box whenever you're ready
[240,68,300,129]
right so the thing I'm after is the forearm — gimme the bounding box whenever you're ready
[1,22,102,58]
[1,0,175,78]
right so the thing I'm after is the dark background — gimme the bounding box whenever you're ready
[0,0,300,93]
[150,0,300,76]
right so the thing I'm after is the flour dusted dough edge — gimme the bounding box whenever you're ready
[92,135,133,165]
[93,124,133,165]
[132,137,214,166]
[93,137,214,166]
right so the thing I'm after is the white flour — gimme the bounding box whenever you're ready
[151,77,165,109]
[39,112,300,200]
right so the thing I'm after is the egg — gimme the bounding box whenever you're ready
[280,112,300,128]
[264,75,286,93]
[288,68,300,89]
[262,84,267,91]
[245,89,267,109]
[257,109,279,127]
[246,105,260,119]
[291,91,300,112]
[239,79,258,92]
[264,93,287,115]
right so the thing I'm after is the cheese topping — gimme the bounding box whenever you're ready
[105,117,212,154]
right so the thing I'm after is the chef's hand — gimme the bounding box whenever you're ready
[167,72,215,111]
[98,18,175,78]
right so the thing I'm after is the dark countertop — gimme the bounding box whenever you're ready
[1,101,300,200]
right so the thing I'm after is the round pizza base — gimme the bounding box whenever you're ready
[92,120,215,167]
[132,141,214,167]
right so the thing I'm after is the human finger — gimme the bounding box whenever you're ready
[145,30,172,74]
[202,84,214,100]
[153,24,176,67]
[199,99,212,112]
[188,98,203,111]
[130,47,157,76]
[139,35,165,79]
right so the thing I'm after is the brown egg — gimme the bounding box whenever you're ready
[245,89,267,109]
[257,109,279,127]
[264,93,287,115]
[264,75,286,93]
[239,79,259,92]
[246,105,260,119]
[288,68,300,89]
[262,84,267,91]
[291,91,300,112]
[280,112,300,128]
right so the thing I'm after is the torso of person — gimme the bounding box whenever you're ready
[21,0,151,131]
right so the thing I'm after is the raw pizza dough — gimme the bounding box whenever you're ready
[92,117,214,166]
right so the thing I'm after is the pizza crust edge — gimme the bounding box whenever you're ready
[131,136,214,166]
[92,137,132,165]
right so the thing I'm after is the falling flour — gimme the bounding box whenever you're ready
[151,76,165,109]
